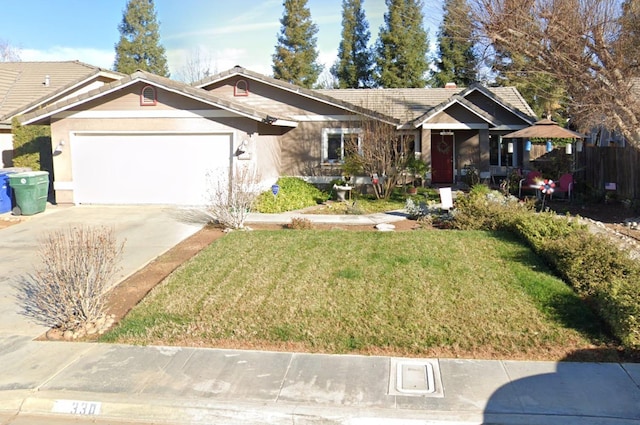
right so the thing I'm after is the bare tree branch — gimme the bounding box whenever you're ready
[0,39,21,62]
[469,0,640,146]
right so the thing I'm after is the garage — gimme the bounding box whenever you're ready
[71,132,232,205]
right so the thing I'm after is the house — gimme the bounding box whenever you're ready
[0,61,123,168]
[19,65,537,205]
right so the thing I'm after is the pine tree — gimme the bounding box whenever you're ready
[272,0,322,88]
[114,0,169,77]
[374,0,430,88]
[618,0,640,76]
[431,0,477,87]
[331,0,373,88]
[488,1,566,120]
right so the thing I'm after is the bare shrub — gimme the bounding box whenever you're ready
[285,217,314,230]
[204,165,262,230]
[15,226,124,332]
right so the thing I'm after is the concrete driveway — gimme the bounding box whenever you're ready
[0,205,204,338]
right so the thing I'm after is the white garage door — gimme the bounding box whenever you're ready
[72,133,232,205]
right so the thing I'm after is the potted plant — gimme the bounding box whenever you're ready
[405,156,429,193]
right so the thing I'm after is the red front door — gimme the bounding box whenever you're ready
[431,134,454,184]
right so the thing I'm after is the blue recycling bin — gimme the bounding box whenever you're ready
[0,172,12,213]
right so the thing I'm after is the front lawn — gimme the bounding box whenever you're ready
[102,230,611,360]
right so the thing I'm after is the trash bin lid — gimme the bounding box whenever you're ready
[10,171,48,178]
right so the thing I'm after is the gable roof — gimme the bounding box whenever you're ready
[19,70,298,128]
[19,65,537,133]
[317,88,458,123]
[411,84,536,129]
[194,66,400,125]
[319,84,537,129]
[0,61,123,125]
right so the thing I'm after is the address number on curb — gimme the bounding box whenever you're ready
[52,399,102,415]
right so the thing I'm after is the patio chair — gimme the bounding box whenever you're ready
[518,171,542,198]
[552,173,573,200]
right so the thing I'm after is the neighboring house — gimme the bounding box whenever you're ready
[20,65,536,206]
[0,61,123,167]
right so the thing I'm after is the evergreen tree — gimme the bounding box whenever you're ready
[272,0,322,88]
[488,1,567,120]
[114,0,169,77]
[431,0,477,87]
[618,0,640,75]
[374,0,430,88]
[331,0,373,88]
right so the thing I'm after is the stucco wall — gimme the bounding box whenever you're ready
[48,84,279,204]
[455,130,480,178]
[204,77,353,117]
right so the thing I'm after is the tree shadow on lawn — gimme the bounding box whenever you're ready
[485,231,624,360]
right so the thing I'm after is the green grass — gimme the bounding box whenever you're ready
[102,230,610,359]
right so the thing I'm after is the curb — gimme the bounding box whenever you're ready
[6,389,636,425]
[8,390,486,425]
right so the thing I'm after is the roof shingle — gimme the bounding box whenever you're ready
[0,61,122,122]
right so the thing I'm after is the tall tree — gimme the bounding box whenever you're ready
[374,0,430,88]
[619,0,640,76]
[331,0,374,88]
[272,0,322,88]
[114,0,169,77]
[468,0,640,147]
[485,0,567,121]
[431,0,478,87]
[493,50,568,121]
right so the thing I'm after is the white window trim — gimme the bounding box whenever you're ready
[321,128,361,164]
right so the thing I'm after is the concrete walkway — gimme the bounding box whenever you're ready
[0,205,639,424]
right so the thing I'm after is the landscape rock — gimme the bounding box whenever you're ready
[375,223,395,232]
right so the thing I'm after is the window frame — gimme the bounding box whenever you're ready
[140,85,157,106]
[321,128,361,164]
[234,79,249,96]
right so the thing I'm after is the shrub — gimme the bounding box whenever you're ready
[451,187,533,231]
[285,217,314,230]
[11,117,51,171]
[594,278,640,347]
[513,211,585,252]
[15,226,124,332]
[204,166,261,230]
[254,177,328,213]
[452,191,640,348]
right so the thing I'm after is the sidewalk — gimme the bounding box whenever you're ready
[1,209,640,424]
[1,334,640,425]
[245,209,410,226]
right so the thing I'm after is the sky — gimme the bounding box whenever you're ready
[2,0,444,81]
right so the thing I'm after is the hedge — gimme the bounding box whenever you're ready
[453,189,640,348]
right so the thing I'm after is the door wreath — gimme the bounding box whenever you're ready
[437,139,450,154]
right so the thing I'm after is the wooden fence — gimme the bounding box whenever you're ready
[580,144,640,201]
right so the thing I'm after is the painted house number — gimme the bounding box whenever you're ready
[53,399,102,415]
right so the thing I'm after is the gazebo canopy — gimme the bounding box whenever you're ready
[503,118,585,139]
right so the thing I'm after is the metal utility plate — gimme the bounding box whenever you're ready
[388,358,444,397]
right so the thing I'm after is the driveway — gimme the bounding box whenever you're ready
[0,205,204,338]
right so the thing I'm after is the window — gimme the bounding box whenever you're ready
[140,85,157,106]
[234,79,249,96]
[490,134,516,167]
[322,128,361,163]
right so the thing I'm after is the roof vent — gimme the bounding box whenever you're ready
[445,82,456,89]
[43,75,50,87]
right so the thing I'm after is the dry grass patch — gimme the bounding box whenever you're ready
[102,230,611,360]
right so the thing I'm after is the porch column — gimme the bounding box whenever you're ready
[421,127,431,169]
[478,128,490,174]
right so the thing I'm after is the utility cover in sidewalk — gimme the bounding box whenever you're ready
[388,358,444,397]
